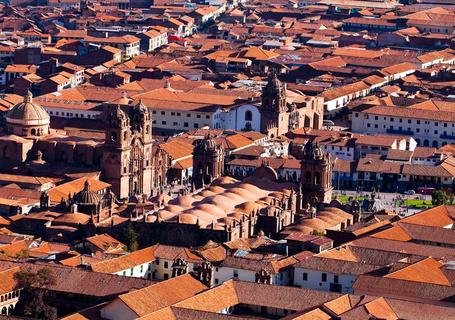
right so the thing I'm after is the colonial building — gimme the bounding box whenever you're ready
[0,92,169,200]
[259,73,324,138]
[101,99,154,199]
[131,140,341,246]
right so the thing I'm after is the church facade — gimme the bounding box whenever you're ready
[260,73,324,138]
[0,92,169,200]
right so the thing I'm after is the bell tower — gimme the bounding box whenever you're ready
[300,140,334,205]
[192,135,224,189]
[260,72,289,138]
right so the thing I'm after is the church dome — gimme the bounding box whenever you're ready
[74,181,101,205]
[6,91,50,133]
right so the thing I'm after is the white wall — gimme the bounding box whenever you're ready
[100,299,139,320]
[352,111,455,148]
[213,266,256,285]
[213,104,261,131]
[294,267,356,294]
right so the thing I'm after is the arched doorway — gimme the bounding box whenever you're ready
[304,116,311,128]
[313,113,320,129]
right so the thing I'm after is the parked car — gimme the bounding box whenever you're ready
[404,190,415,195]
[323,120,335,126]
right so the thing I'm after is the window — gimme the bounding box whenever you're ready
[171,112,175,116]
[187,114,191,117]
[184,122,189,127]
[417,120,420,124]
[163,273,169,280]
[303,272,308,281]
[390,117,394,122]
[408,119,411,124]
[152,110,156,114]
[233,270,238,278]
[215,278,219,284]
[245,110,253,121]
[194,123,199,128]
[197,115,201,118]
[206,115,210,119]
[164,261,168,268]
[374,116,378,120]
[334,275,339,284]
[162,121,166,125]
[161,111,165,115]
[177,112,181,116]
[173,122,178,126]
[322,273,327,282]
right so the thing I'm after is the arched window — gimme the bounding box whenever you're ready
[314,172,321,185]
[432,141,438,148]
[31,128,36,135]
[305,171,312,183]
[415,138,421,145]
[423,139,429,147]
[245,110,252,121]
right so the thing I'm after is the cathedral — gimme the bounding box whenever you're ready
[0,91,168,200]
[131,138,336,247]
[260,72,324,138]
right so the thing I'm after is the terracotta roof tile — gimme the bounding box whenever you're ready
[385,257,451,286]
[116,274,207,317]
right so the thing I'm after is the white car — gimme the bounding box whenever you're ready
[404,190,415,195]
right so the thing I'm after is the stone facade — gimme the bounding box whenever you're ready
[192,135,225,189]
[299,140,334,206]
[0,94,170,200]
[260,73,324,138]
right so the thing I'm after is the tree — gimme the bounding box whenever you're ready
[15,249,29,259]
[13,268,57,320]
[432,189,449,206]
[123,223,139,251]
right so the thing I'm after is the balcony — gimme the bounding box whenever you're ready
[386,129,414,135]
[440,134,455,140]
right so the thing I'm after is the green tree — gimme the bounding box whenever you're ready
[15,249,29,259]
[13,268,57,320]
[432,189,448,206]
[123,223,139,251]
[312,229,324,236]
